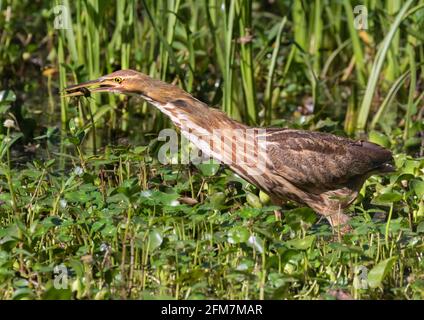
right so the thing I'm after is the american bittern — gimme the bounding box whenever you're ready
[64,69,395,232]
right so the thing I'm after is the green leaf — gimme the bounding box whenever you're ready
[107,193,130,204]
[402,160,421,175]
[411,179,424,198]
[368,131,390,148]
[259,190,271,205]
[68,118,77,134]
[368,257,396,289]
[246,192,262,209]
[42,286,72,300]
[417,221,424,234]
[12,288,35,300]
[13,278,29,288]
[133,146,147,154]
[227,226,249,244]
[372,192,402,205]
[148,230,163,252]
[285,235,316,250]
[65,190,91,203]
[405,137,422,148]
[69,259,84,278]
[0,90,16,106]
[196,162,220,176]
[238,207,261,219]
[208,192,226,209]
[284,207,317,231]
[91,221,105,233]
[0,104,11,115]
[329,243,363,254]
[0,132,23,160]
[45,159,56,168]
[155,191,180,206]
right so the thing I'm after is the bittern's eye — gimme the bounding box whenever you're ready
[114,77,123,84]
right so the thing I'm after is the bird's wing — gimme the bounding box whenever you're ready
[265,129,394,194]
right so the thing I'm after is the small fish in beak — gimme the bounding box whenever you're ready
[63,86,91,98]
[63,76,123,98]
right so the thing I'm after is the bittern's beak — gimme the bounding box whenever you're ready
[62,77,122,97]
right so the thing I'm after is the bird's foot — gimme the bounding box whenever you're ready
[274,209,282,221]
[326,213,352,238]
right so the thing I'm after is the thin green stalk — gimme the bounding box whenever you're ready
[46,74,55,118]
[87,100,97,155]
[5,128,17,213]
[86,0,100,116]
[320,39,350,79]
[310,0,322,75]
[237,0,257,125]
[62,0,79,63]
[404,41,417,141]
[342,0,366,86]
[265,16,287,125]
[385,204,394,249]
[57,35,68,127]
[120,205,133,289]
[344,83,358,136]
[384,0,401,83]
[259,248,266,300]
[292,0,306,61]
[223,0,237,119]
[370,70,410,129]
[122,0,134,71]
[161,0,181,80]
[121,0,135,132]
[75,0,85,65]
[185,25,195,93]
[205,0,225,73]
[141,0,186,90]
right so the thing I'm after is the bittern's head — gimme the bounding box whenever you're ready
[64,70,155,97]
[63,69,238,131]
[64,69,201,108]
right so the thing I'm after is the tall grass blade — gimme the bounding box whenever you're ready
[356,0,414,132]
[223,0,237,119]
[342,0,366,86]
[141,0,186,90]
[370,70,410,130]
[265,16,286,125]
[237,0,257,125]
[403,42,417,141]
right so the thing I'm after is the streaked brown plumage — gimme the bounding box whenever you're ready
[64,69,395,232]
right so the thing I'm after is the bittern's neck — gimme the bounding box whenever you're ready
[136,81,247,134]
[135,77,265,186]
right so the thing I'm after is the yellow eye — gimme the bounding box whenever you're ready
[114,77,123,84]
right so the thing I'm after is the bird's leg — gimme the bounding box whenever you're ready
[325,211,352,235]
[270,195,284,221]
[309,196,353,235]
[274,209,282,221]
